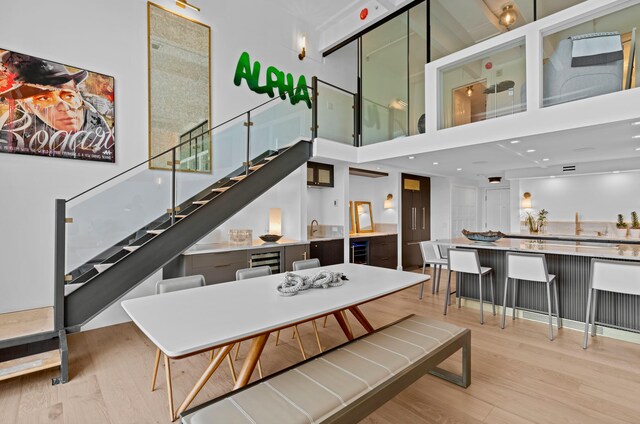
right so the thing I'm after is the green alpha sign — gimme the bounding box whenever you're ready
[233,51,312,109]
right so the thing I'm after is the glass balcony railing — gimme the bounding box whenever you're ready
[315,79,356,145]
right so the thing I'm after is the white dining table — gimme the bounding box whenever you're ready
[122,263,428,419]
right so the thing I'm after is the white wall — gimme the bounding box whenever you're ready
[307,162,348,229]
[0,0,355,316]
[349,173,399,227]
[510,172,640,228]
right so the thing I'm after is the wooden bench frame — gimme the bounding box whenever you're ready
[181,314,471,423]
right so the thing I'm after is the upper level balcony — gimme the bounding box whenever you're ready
[314,0,640,165]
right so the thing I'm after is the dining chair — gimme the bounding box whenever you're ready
[583,259,640,349]
[292,258,321,270]
[150,275,236,421]
[234,266,272,375]
[444,248,496,324]
[501,252,561,341]
[292,258,352,342]
[418,241,447,299]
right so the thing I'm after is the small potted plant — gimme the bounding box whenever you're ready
[616,214,628,238]
[630,212,640,238]
[537,209,549,233]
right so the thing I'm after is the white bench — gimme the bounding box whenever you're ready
[181,314,470,424]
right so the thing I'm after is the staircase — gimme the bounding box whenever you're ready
[1,86,318,384]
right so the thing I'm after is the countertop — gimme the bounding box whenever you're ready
[350,232,397,238]
[506,232,640,244]
[441,237,640,261]
[184,238,308,255]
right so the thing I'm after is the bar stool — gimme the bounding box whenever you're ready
[418,241,447,299]
[501,252,562,341]
[444,248,496,324]
[583,259,640,349]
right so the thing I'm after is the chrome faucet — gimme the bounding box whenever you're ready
[311,219,319,236]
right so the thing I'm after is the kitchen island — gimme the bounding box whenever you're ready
[439,237,640,333]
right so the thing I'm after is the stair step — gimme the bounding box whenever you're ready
[264,155,277,161]
[249,164,265,171]
[175,214,189,219]
[64,283,84,296]
[94,264,113,273]
[147,229,165,235]
[0,307,54,341]
[0,349,61,382]
[123,246,140,252]
[230,175,246,181]
[212,187,230,193]
[193,200,210,205]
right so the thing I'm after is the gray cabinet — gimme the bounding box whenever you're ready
[183,251,247,284]
[284,244,310,271]
[178,243,311,284]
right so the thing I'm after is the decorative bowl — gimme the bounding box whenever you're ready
[462,229,505,243]
[259,234,283,243]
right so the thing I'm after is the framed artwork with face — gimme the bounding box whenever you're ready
[0,48,115,162]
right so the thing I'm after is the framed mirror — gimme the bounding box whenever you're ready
[354,201,374,233]
[349,201,355,235]
[148,2,211,172]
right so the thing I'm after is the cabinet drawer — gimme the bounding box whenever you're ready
[191,251,247,270]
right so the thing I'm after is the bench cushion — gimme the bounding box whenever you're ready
[182,315,465,424]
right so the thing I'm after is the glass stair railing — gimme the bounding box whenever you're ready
[56,91,314,328]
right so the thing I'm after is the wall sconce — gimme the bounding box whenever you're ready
[268,208,282,235]
[298,35,306,60]
[499,4,518,29]
[384,194,394,209]
[520,192,532,209]
[176,0,200,12]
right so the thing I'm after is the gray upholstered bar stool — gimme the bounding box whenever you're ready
[444,248,496,324]
[418,241,447,299]
[583,259,640,349]
[501,252,562,341]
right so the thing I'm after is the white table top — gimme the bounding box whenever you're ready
[121,263,428,358]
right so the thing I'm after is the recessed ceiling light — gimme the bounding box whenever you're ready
[510,140,520,144]
[550,176,556,179]
[633,135,640,139]
[376,167,381,170]
[456,168,462,171]
[613,171,620,174]
[408,156,415,160]
[636,147,640,151]
[433,162,439,165]
[632,122,640,126]
[526,149,536,153]
[542,158,550,161]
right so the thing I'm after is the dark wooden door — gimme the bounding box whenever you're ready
[402,174,431,268]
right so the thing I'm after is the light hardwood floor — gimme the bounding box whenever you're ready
[2,270,639,423]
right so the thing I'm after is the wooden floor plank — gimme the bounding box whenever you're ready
[1,268,639,423]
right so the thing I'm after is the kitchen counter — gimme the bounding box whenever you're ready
[308,235,345,242]
[349,232,397,238]
[442,237,640,261]
[506,232,640,245]
[443,236,640,333]
[184,238,308,255]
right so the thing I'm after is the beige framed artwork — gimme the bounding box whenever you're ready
[148,2,211,172]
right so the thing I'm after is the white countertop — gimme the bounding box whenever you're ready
[122,263,428,357]
[184,238,308,255]
[507,232,640,244]
[441,237,640,261]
